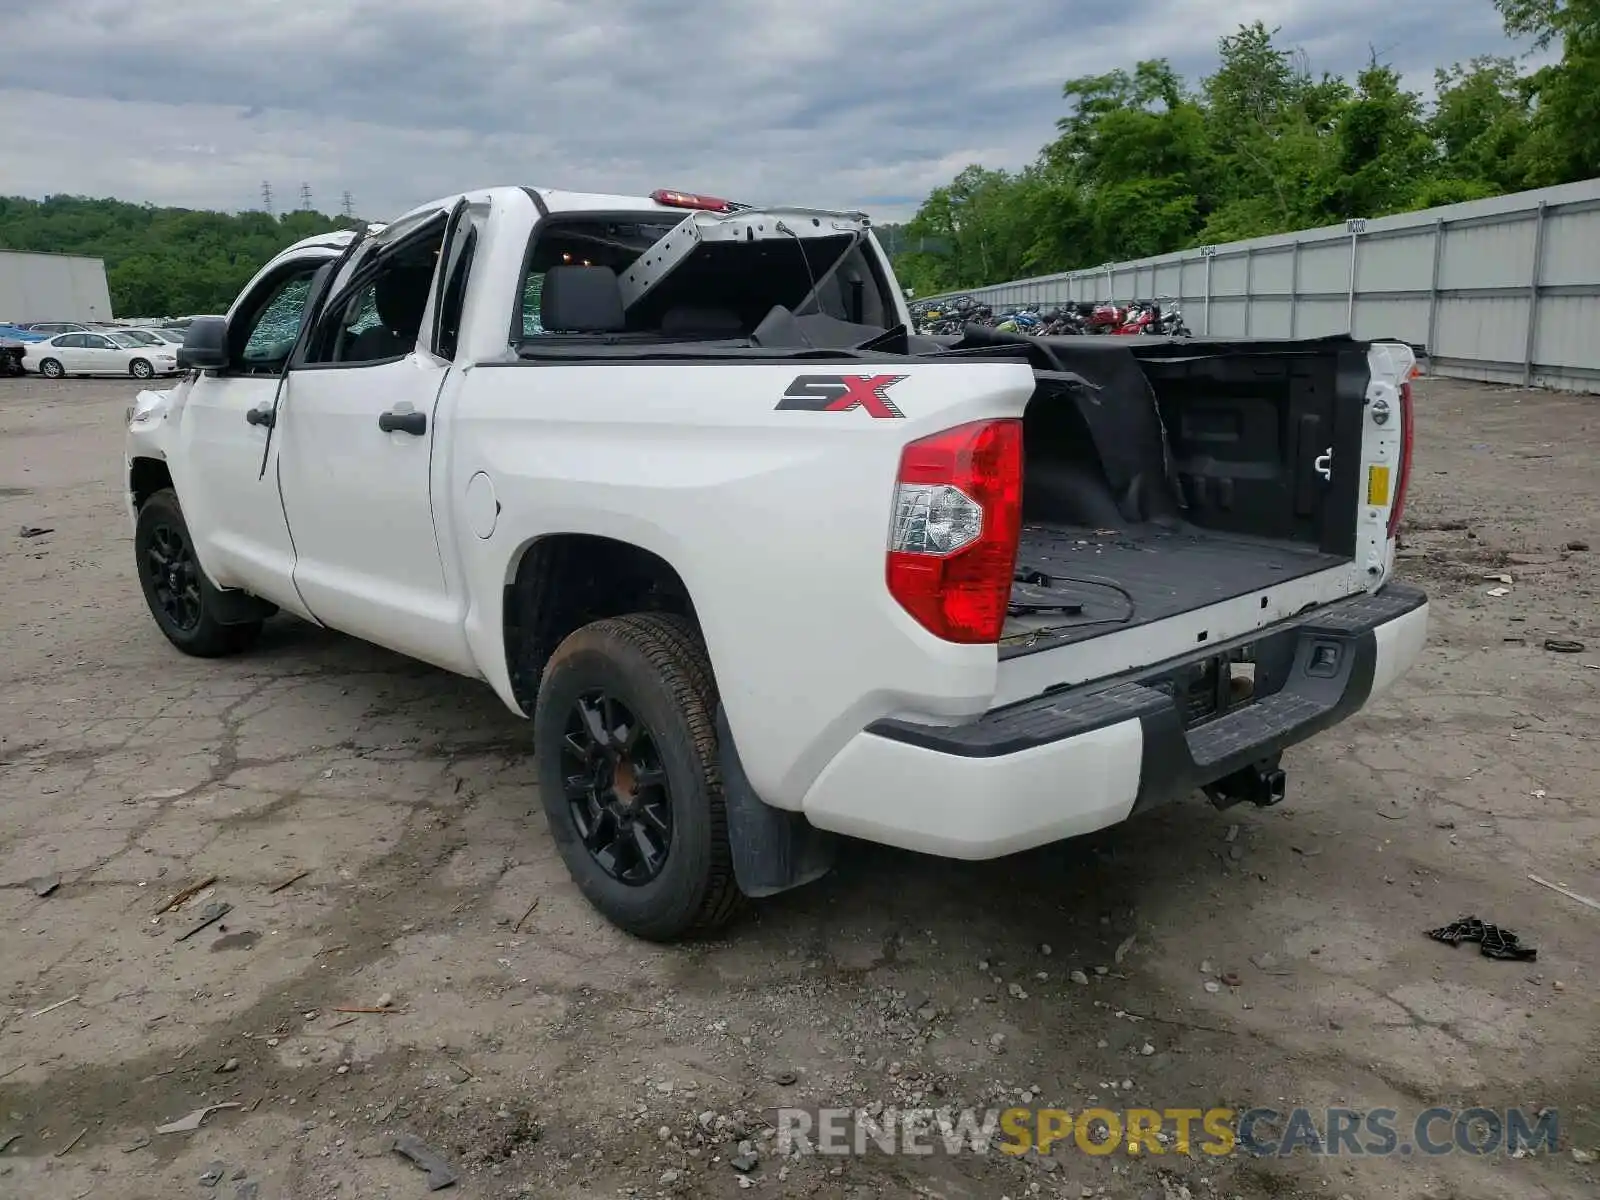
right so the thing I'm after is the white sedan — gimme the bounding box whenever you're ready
[113,326,187,350]
[23,330,181,379]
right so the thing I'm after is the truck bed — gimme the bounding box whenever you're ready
[1004,522,1348,646]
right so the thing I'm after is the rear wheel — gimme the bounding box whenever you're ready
[129,358,154,379]
[39,358,63,379]
[135,488,263,656]
[532,613,743,941]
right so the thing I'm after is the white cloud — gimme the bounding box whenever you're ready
[0,0,1533,224]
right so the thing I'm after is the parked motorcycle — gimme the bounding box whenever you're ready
[995,304,1044,334]
[1112,298,1190,336]
[912,295,1190,339]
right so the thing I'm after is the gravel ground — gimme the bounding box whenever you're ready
[0,373,1596,1200]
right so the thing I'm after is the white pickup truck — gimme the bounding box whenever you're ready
[126,184,1429,940]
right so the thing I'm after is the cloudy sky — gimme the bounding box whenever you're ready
[0,0,1535,224]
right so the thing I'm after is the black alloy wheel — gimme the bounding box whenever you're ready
[531,612,743,940]
[561,691,673,885]
[134,487,265,656]
[143,519,203,632]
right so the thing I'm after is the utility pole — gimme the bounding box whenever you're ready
[341,191,354,219]
[260,181,274,214]
[300,183,313,212]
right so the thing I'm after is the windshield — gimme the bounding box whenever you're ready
[107,333,142,348]
[120,330,159,345]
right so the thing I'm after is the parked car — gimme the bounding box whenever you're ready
[19,321,95,335]
[24,330,181,378]
[0,323,47,375]
[113,327,186,349]
[124,183,1427,941]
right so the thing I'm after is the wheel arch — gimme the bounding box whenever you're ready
[129,455,174,510]
[500,531,836,901]
[129,467,276,627]
[501,531,699,718]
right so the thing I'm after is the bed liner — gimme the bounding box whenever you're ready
[1005,522,1349,647]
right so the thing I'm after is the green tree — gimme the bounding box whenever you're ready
[0,195,361,317]
[1044,61,1214,261]
[1495,0,1600,182]
[903,165,1042,289]
[1431,57,1536,191]
[897,3,1592,295]
[1325,62,1438,218]
[1197,23,1351,239]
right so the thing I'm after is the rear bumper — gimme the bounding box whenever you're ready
[798,583,1428,859]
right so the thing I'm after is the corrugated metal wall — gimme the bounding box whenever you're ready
[0,251,114,324]
[923,177,1600,394]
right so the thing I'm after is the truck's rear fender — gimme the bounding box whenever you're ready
[449,357,1036,809]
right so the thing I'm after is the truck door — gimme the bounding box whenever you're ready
[168,258,326,617]
[275,206,479,674]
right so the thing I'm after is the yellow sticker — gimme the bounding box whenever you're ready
[1367,465,1391,506]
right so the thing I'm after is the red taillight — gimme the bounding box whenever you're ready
[1388,381,1414,537]
[886,419,1024,643]
[651,188,733,212]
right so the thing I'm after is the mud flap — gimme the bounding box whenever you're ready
[716,706,837,898]
[206,583,279,626]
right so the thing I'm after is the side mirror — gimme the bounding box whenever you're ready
[177,316,229,371]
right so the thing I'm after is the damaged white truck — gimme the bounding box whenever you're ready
[126,184,1429,940]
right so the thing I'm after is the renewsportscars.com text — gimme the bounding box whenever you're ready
[774,1105,1560,1159]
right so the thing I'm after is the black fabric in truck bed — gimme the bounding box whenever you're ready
[1005,522,1347,647]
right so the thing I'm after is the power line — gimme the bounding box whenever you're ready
[260,181,274,215]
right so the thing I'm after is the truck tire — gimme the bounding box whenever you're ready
[532,613,743,940]
[135,488,264,657]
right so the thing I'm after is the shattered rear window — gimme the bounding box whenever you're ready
[521,274,544,337]
[516,218,683,338]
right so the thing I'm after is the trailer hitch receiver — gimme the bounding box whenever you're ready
[1204,758,1287,810]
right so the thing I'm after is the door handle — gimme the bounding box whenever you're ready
[378,408,427,436]
[1313,447,1333,481]
[245,404,275,428]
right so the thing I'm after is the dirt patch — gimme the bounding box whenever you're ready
[0,374,1596,1199]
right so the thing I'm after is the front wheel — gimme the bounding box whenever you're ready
[39,357,63,378]
[135,488,263,656]
[129,358,154,379]
[532,613,743,941]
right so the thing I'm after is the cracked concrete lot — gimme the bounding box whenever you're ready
[0,374,1597,1200]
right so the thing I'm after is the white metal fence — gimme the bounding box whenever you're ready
[922,177,1600,394]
